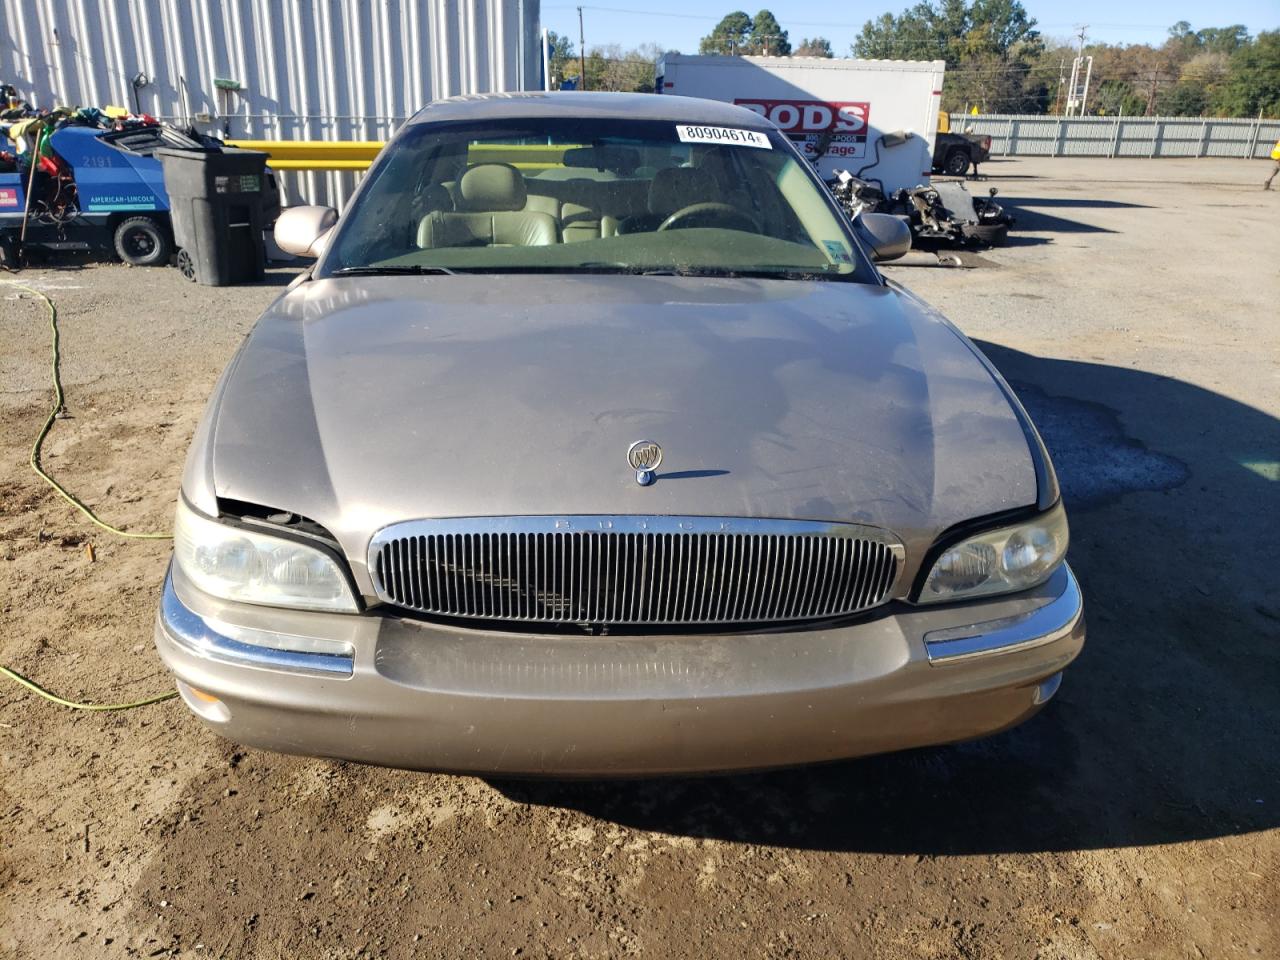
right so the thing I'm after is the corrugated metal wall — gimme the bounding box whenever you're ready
[1,0,541,206]
[965,114,1280,160]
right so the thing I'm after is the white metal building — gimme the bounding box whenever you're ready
[0,0,542,205]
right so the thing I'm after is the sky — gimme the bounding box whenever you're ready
[540,1,1279,55]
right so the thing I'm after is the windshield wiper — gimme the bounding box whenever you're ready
[552,264,841,280]
[328,264,852,281]
[643,267,853,282]
[331,265,457,276]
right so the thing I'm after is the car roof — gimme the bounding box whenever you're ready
[407,92,773,129]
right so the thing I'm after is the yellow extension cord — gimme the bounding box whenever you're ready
[2,277,177,710]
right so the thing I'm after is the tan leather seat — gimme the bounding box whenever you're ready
[522,192,562,218]
[523,182,618,241]
[418,164,558,248]
[561,202,619,243]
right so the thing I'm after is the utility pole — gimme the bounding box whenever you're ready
[1078,54,1093,116]
[1066,25,1092,116]
[577,7,587,91]
[1055,58,1066,114]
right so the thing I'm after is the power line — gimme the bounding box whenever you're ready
[551,46,1224,78]
[561,54,1185,84]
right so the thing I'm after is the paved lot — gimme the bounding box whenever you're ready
[1,156,1278,958]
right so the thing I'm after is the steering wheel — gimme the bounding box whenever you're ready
[657,202,759,233]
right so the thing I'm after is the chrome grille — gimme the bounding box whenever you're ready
[369,517,902,626]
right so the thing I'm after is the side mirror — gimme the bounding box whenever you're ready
[855,212,912,262]
[274,205,338,258]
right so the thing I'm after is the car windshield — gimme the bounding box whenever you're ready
[320,117,866,281]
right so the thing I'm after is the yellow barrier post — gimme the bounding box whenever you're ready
[224,141,581,172]
[225,140,384,170]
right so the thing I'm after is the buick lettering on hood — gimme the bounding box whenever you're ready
[155,93,1083,776]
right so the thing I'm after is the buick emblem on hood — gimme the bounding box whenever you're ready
[627,440,663,486]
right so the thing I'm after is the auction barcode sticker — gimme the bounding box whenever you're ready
[675,125,771,149]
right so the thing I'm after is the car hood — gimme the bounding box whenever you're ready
[203,275,1036,591]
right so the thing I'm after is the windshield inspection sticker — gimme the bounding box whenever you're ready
[823,240,853,264]
[675,125,771,149]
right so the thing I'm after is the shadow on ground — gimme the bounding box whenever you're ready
[5,252,299,285]
[1002,198,1152,209]
[1001,201,1134,234]
[495,345,1280,855]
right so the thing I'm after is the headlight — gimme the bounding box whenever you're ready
[918,504,1068,603]
[174,499,358,613]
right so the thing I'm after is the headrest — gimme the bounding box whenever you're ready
[648,167,714,215]
[421,182,454,212]
[458,163,527,211]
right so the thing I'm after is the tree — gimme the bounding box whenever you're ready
[1182,50,1231,88]
[1159,81,1209,115]
[749,10,790,56]
[794,37,834,58]
[967,0,1038,57]
[545,30,577,88]
[1214,30,1280,117]
[853,1,1042,112]
[1045,22,1273,118]
[1168,21,1195,45]
[853,7,944,61]
[947,48,1043,113]
[566,43,667,93]
[1196,25,1249,56]
[1162,22,1249,68]
[852,0,1039,65]
[1093,79,1146,117]
[700,9,790,55]
[1162,50,1232,114]
[700,11,753,55]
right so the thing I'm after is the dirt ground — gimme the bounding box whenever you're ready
[1,156,1277,959]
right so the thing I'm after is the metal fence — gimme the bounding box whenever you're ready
[0,0,542,207]
[965,114,1280,160]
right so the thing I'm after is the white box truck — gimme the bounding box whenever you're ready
[655,55,945,194]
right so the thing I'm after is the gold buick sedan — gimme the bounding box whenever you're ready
[154,93,1083,776]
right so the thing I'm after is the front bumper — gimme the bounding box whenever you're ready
[154,563,1085,777]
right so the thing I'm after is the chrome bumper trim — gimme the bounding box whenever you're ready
[924,565,1083,665]
[160,574,354,677]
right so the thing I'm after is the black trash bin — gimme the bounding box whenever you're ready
[156,147,269,285]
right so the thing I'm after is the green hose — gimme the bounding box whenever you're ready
[1,278,176,710]
[6,278,171,538]
[0,664,176,711]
